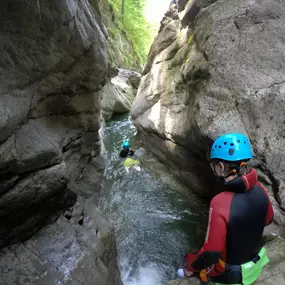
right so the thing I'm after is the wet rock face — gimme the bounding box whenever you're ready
[131,0,285,224]
[132,4,219,199]
[0,0,107,246]
[0,1,123,284]
[0,200,122,285]
[101,68,141,121]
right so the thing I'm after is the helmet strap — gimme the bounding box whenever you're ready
[226,161,247,178]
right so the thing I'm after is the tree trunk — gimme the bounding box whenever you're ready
[121,0,125,22]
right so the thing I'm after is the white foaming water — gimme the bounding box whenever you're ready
[121,259,164,285]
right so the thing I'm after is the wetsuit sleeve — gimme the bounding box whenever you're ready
[256,182,274,225]
[185,193,231,271]
[266,200,274,225]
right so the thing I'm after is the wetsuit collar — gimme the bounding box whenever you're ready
[223,169,258,193]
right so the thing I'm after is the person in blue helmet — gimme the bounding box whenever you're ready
[180,133,273,284]
[119,141,135,158]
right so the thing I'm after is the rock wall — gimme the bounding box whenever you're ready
[0,0,106,247]
[131,0,285,228]
[0,0,121,284]
[0,200,122,285]
[101,68,141,121]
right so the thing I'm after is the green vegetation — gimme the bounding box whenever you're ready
[108,0,155,64]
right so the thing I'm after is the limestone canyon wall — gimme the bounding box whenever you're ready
[0,1,121,284]
[0,0,107,247]
[132,0,285,228]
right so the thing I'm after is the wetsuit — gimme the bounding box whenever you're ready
[185,169,274,284]
[119,148,134,158]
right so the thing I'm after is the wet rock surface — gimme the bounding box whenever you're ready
[101,68,141,121]
[0,0,108,246]
[0,199,122,285]
[0,0,121,284]
[131,0,285,225]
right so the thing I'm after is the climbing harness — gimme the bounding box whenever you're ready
[199,247,269,285]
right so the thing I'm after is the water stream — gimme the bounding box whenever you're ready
[99,114,208,285]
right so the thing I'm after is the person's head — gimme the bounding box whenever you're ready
[122,141,130,150]
[209,133,253,180]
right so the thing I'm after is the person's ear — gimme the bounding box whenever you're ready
[218,162,225,174]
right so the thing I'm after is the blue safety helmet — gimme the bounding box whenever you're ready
[122,141,130,149]
[210,133,252,161]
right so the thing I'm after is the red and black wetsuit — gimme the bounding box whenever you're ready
[185,169,274,284]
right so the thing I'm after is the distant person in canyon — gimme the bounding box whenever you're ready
[119,141,135,158]
[180,133,274,284]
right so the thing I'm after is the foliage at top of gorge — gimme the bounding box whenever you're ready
[108,0,156,66]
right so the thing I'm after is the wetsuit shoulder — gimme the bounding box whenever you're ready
[119,150,127,157]
[256,182,274,225]
[211,191,234,210]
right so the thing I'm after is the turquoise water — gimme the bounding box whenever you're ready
[99,114,208,285]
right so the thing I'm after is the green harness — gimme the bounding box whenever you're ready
[214,247,269,285]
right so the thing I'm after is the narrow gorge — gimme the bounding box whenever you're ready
[0,0,285,285]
